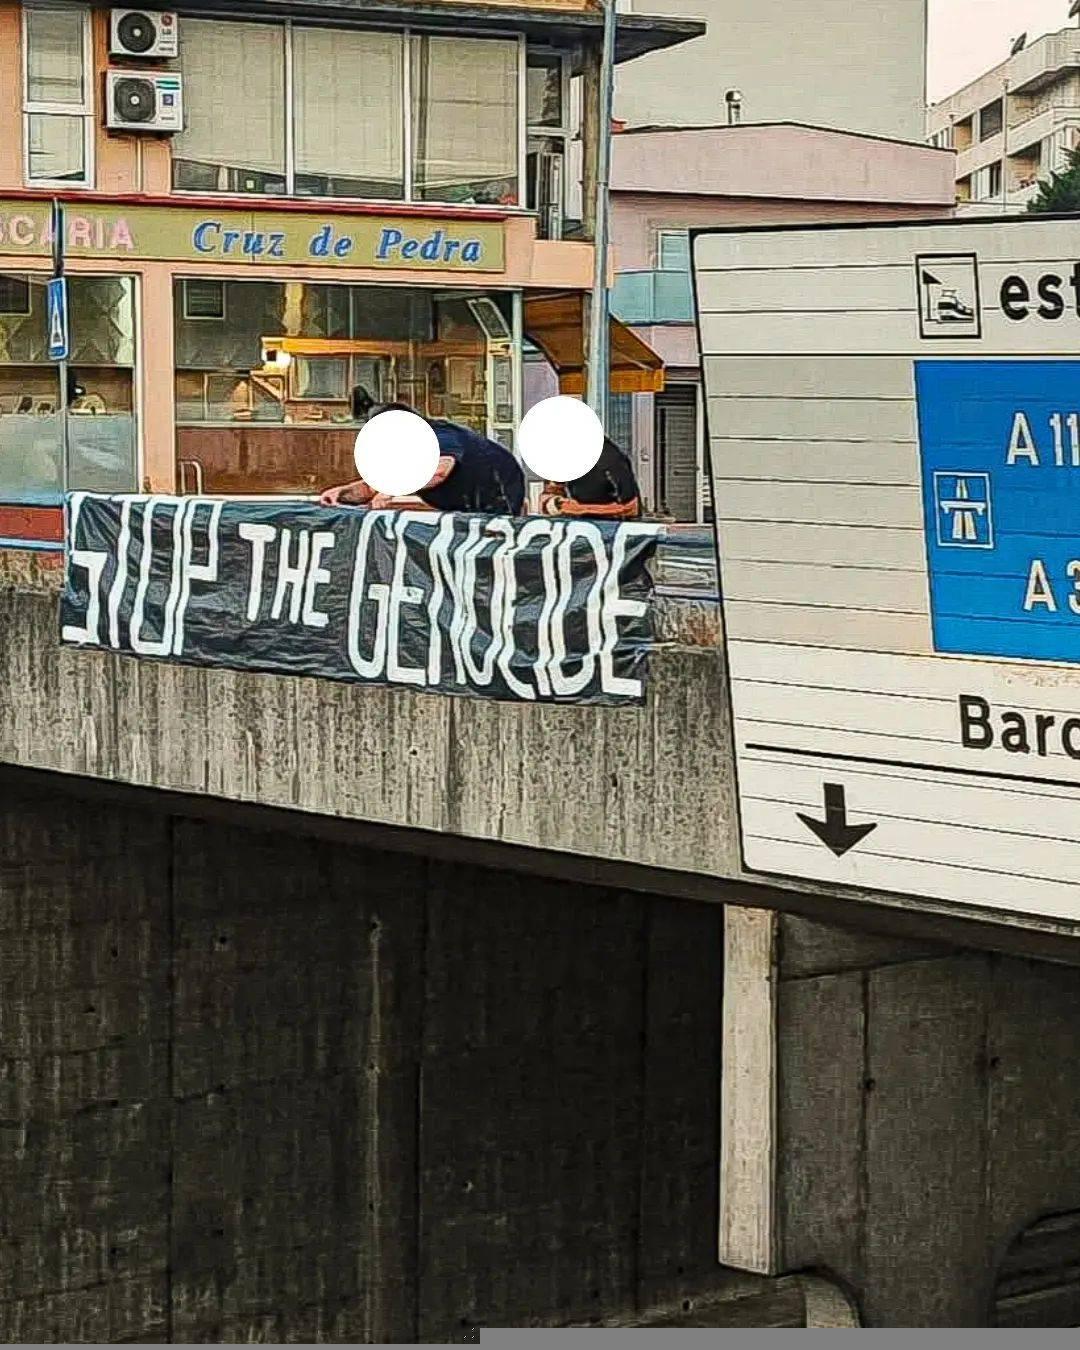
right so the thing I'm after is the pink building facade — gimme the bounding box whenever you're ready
[527,123,956,520]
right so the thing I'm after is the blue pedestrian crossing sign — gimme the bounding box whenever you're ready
[46,276,69,361]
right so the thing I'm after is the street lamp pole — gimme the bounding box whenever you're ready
[586,0,616,425]
[1001,78,1010,212]
[51,198,69,496]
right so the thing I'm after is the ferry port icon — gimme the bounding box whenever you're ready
[933,472,994,548]
[926,281,974,324]
[915,253,981,339]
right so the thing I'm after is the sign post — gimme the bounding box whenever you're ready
[47,199,70,495]
[693,214,1080,924]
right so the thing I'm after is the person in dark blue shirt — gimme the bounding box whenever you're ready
[320,402,525,515]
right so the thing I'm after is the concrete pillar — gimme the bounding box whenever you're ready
[139,263,176,493]
[719,903,1080,1327]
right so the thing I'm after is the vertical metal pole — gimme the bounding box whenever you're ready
[1001,78,1009,212]
[511,288,524,437]
[283,20,295,195]
[52,199,69,498]
[586,0,616,424]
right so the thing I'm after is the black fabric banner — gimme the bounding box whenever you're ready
[59,494,659,705]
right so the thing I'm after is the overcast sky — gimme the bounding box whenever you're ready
[928,0,1072,101]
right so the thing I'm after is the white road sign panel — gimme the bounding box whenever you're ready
[693,215,1080,923]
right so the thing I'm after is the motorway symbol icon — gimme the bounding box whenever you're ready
[933,471,993,548]
[796,784,878,858]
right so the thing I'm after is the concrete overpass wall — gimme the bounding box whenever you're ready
[0,775,739,1340]
[7,557,1080,1330]
[0,555,737,885]
[6,551,1080,961]
[5,769,1080,1331]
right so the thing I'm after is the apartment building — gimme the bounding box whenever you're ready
[928,26,1080,210]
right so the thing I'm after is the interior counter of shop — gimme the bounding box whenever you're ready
[175,422,366,496]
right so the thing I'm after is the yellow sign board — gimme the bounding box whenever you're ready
[0,200,505,272]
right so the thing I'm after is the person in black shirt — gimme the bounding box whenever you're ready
[350,384,376,421]
[320,402,525,515]
[539,435,641,520]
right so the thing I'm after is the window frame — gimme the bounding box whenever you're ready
[525,45,569,135]
[979,98,1004,143]
[656,229,691,272]
[181,278,226,321]
[21,3,95,190]
[171,16,530,211]
[0,275,32,316]
[525,45,569,234]
[288,355,350,403]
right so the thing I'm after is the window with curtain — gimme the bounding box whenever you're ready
[22,4,91,185]
[411,35,519,204]
[171,19,526,204]
[293,27,404,199]
[173,18,287,193]
[26,6,84,102]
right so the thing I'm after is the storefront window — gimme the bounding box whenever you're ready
[173,280,517,495]
[0,273,137,498]
[411,36,519,205]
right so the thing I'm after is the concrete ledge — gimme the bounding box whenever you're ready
[588,1272,860,1328]
[0,554,739,881]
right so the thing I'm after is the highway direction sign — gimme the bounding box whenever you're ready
[693,215,1080,923]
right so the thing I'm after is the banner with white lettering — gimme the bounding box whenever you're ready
[59,494,659,705]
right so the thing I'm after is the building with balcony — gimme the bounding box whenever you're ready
[0,0,703,546]
[523,123,954,522]
[927,27,1080,212]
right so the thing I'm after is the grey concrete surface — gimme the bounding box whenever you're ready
[0,555,738,881]
[720,906,1080,1327]
[0,776,835,1340]
[6,552,1080,954]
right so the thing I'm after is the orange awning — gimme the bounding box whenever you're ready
[524,293,665,396]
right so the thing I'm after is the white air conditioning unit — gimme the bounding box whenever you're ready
[109,9,178,59]
[109,9,176,58]
[105,70,183,133]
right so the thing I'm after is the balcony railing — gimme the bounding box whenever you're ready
[610,269,695,325]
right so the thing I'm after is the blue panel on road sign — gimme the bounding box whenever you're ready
[917,358,1080,664]
[46,276,68,361]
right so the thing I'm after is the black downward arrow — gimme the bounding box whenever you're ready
[797,783,878,858]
